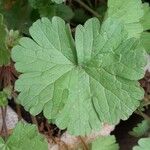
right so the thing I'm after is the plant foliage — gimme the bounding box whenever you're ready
[133,137,150,150]
[12,16,146,135]
[0,91,8,107]
[0,122,48,150]
[0,14,10,65]
[107,0,144,38]
[91,136,119,150]
[129,120,150,137]
[140,3,150,53]
[0,0,150,149]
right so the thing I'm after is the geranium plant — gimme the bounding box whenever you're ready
[0,0,150,149]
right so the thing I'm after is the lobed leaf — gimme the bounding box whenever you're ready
[0,122,48,150]
[107,0,144,38]
[140,3,150,54]
[141,32,150,54]
[129,120,150,137]
[91,135,119,150]
[141,3,150,31]
[133,138,150,150]
[12,17,146,135]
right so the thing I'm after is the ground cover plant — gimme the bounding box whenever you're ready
[0,0,150,149]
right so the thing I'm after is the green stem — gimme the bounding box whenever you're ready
[74,0,101,18]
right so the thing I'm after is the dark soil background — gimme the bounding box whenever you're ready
[113,114,142,150]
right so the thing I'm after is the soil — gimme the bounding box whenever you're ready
[113,114,141,150]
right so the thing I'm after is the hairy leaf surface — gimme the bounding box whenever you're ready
[141,32,150,53]
[107,0,143,38]
[91,136,119,150]
[0,122,48,150]
[141,3,150,31]
[129,120,150,137]
[12,17,146,135]
[133,138,150,150]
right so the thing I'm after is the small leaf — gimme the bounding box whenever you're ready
[73,9,90,24]
[51,0,64,4]
[12,17,146,135]
[0,138,5,149]
[91,136,119,150]
[28,0,49,9]
[0,91,8,107]
[0,122,48,150]
[0,14,10,65]
[129,120,150,137]
[3,85,13,99]
[39,3,74,21]
[141,3,150,31]
[141,32,150,53]
[107,0,144,38]
[133,138,150,150]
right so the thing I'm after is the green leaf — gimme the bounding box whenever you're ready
[141,3,150,31]
[39,3,74,21]
[28,0,73,21]
[0,0,33,33]
[6,30,20,48]
[51,0,64,4]
[107,0,144,38]
[91,136,119,150]
[133,138,150,150]
[141,32,150,53]
[73,9,90,24]
[28,0,49,9]
[129,120,150,137]
[0,14,10,65]
[0,91,8,107]
[0,122,48,150]
[12,17,146,135]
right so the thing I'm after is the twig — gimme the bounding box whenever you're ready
[12,92,22,120]
[31,116,39,128]
[74,0,101,18]
[16,104,22,120]
[78,136,89,150]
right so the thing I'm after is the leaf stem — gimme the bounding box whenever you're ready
[12,92,22,120]
[31,116,39,128]
[78,136,89,150]
[74,0,101,18]
[1,106,8,141]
